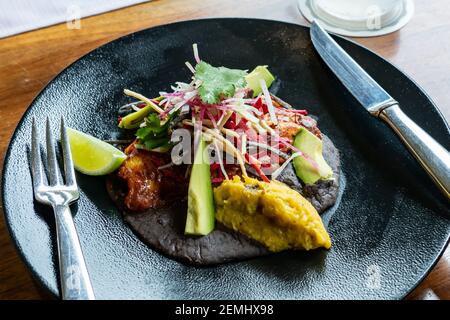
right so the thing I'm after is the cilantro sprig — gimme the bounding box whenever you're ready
[136,112,176,150]
[194,61,247,104]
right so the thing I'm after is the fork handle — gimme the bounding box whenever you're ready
[54,204,95,300]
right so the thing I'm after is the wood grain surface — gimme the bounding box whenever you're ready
[0,0,449,300]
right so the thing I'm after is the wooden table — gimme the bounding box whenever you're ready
[0,0,449,300]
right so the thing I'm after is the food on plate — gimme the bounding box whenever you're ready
[293,127,333,185]
[185,135,215,236]
[244,65,275,96]
[67,127,126,175]
[214,176,331,251]
[77,45,340,265]
[115,143,187,211]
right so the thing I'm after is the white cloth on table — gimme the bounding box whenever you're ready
[0,0,150,38]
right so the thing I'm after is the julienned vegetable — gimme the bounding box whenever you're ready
[115,44,334,236]
[119,95,163,129]
[100,44,342,265]
[118,46,330,180]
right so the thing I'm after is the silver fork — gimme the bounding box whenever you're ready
[31,118,95,300]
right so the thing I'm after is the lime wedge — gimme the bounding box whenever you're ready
[67,128,127,176]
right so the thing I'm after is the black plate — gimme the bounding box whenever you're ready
[3,18,450,300]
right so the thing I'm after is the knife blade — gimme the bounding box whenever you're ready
[310,21,450,200]
[310,21,397,115]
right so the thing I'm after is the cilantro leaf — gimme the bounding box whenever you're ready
[136,112,176,150]
[195,61,247,104]
[142,136,171,150]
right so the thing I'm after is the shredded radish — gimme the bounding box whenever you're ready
[119,101,143,112]
[168,101,188,115]
[205,109,218,129]
[205,128,247,176]
[218,111,233,129]
[193,79,202,88]
[246,105,263,116]
[124,89,164,113]
[193,43,200,64]
[279,137,301,153]
[259,119,276,135]
[274,108,308,116]
[260,80,278,125]
[158,98,168,106]
[270,152,302,180]
[180,105,190,115]
[278,138,319,171]
[250,122,267,134]
[241,134,247,155]
[230,106,260,123]
[216,110,225,126]
[131,104,142,112]
[214,105,235,113]
[165,91,196,115]
[247,141,290,159]
[185,61,196,74]
[183,90,198,100]
[221,127,240,138]
[175,82,192,90]
[163,92,184,98]
[235,112,242,126]
[234,87,249,99]
[223,98,257,104]
[213,142,229,180]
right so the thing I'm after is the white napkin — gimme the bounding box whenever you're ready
[0,0,150,38]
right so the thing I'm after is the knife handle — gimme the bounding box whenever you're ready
[379,104,450,200]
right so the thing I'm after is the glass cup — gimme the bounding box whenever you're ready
[298,0,414,37]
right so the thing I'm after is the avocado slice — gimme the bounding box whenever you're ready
[185,134,215,236]
[245,65,275,97]
[293,127,333,185]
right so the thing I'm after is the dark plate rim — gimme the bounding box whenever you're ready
[2,17,449,300]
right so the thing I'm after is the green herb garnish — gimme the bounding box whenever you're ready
[194,61,247,104]
[136,112,176,150]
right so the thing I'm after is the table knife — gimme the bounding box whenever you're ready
[310,21,450,200]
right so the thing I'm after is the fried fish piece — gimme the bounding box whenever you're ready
[117,144,187,211]
[264,112,322,142]
[118,148,162,211]
[214,176,331,251]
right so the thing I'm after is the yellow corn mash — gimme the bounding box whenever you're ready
[214,176,331,251]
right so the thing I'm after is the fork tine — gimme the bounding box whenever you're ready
[60,117,77,186]
[31,118,45,190]
[46,118,62,185]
